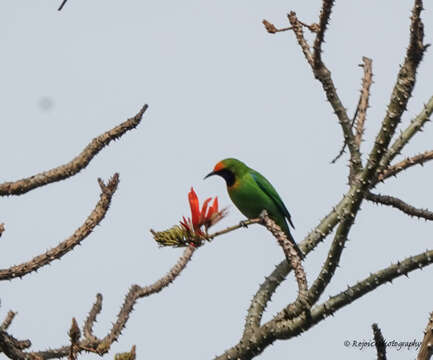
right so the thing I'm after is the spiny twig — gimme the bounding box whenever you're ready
[354,57,373,148]
[313,0,335,68]
[378,95,433,179]
[379,149,433,182]
[367,192,433,221]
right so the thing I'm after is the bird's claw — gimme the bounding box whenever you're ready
[239,220,249,228]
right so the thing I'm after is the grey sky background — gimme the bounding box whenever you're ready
[1,1,432,359]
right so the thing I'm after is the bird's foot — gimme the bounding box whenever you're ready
[239,220,249,228]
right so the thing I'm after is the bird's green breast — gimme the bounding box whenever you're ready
[228,173,282,220]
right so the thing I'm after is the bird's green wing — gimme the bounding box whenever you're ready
[250,171,295,229]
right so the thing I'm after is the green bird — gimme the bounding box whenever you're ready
[205,158,304,259]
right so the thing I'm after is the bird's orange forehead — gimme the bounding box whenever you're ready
[213,161,225,172]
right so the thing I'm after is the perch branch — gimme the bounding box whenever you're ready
[0,174,119,281]
[0,104,147,196]
[259,212,309,323]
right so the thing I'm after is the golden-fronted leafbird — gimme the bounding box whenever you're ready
[205,158,304,259]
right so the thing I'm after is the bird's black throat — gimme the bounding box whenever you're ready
[214,169,235,187]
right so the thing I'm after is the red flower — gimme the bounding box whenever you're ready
[180,187,225,237]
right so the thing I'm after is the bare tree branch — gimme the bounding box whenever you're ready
[25,245,195,359]
[372,323,387,360]
[216,247,433,360]
[313,0,334,68]
[379,149,433,182]
[378,95,433,179]
[418,312,433,360]
[244,192,350,331]
[0,174,119,281]
[0,105,147,196]
[83,294,102,345]
[287,11,362,174]
[370,0,426,180]
[354,57,373,148]
[367,192,433,221]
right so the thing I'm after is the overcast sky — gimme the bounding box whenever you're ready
[1,1,432,359]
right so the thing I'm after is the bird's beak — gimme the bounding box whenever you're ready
[204,171,217,180]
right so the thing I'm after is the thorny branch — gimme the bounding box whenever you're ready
[0,245,195,359]
[367,192,433,221]
[378,95,433,181]
[0,174,119,281]
[221,0,433,358]
[259,212,309,322]
[3,0,433,359]
[312,0,334,68]
[354,57,373,148]
[287,11,362,175]
[379,149,433,182]
[0,104,148,196]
